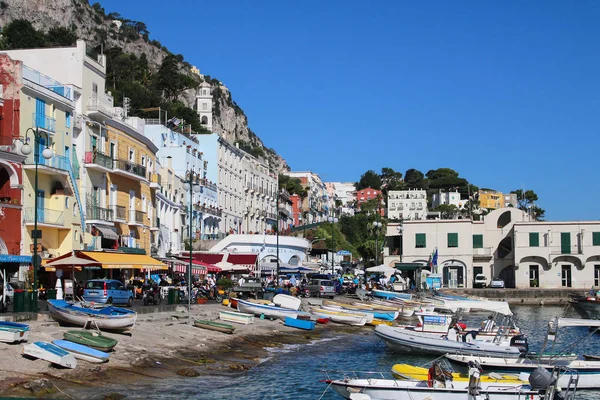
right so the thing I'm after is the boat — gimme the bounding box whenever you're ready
[47,300,137,333]
[63,330,118,352]
[0,321,30,343]
[219,310,254,325]
[310,307,368,326]
[284,316,316,330]
[236,298,304,320]
[273,294,301,310]
[374,324,525,358]
[321,305,375,324]
[22,341,77,369]
[52,340,110,363]
[193,319,235,334]
[445,354,600,389]
[371,289,412,300]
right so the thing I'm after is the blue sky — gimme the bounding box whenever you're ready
[98,0,600,221]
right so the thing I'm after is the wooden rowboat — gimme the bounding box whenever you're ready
[194,319,235,334]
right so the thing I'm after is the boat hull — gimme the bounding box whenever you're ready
[22,342,77,369]
[47,300,137,333]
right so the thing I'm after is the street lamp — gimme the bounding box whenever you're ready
[328,216,338,275]
[183,169,201,317]
[20,127,54,312]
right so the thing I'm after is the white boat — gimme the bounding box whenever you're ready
[374,325,525,358]
[273,294,301,310]
[310,307,368,326]
[236,298,302,320]
[0,321,30,343]
[22,341,77,369]
[52,340,110,364]
[321,305,375,324]
[219,310,255,325]
[445,354,600,389]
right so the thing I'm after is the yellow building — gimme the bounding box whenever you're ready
[18,64,84,261]
[82,103,159,255]
[479,190,505,210]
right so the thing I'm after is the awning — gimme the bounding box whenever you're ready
[0,254,31,264]
[80,251,168,270]
[94,226,118,240]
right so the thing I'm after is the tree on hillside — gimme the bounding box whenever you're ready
[404,168,427,189]
[356,170,382,190]
[513,189,545,221]
[0,20,46,49]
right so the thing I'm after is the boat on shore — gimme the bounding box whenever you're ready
[0,321,30,343]
[193,319,235,334]
[52,340,110,363]
[63,330,118,352]
[22,341,77,369]
[47,300,137,333]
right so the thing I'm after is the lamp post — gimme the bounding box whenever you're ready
[20,128,54,312]
[327,216,338,275]
[183,169,201,317]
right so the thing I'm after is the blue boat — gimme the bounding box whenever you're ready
[371,289,412,300]
[47,299,137,333]
[284,316,316,331]
[52,339,110,363]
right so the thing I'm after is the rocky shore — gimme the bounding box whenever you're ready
[0,302,357,399]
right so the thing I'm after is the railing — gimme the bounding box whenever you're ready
[130,209,145,224]
[114,159,147,179]
[86,205,114,222]
[33,113,56,132]
[113,205,127,220]
[150,172,162,186]
[23,207,64,226]
[118,247,146,255]
[473,247,493,257]
[84,151,113,170]
[23,65,72,100]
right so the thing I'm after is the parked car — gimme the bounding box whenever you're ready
[306,279,336,298]
[473,274,488,288]
[83,279,134,306]
[490,277,505,288]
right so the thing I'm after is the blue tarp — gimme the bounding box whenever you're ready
[0,254,31,264]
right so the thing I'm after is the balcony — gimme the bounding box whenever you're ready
[472,247,493,259]
[84,151,113,173]
[149,172,161,189]
[33,113,56,133]
[113,159,147,181]
[128,209,145,226]
[86,205,114,223]
[24,207,65,227]
[118,247,146,255]
[113,205,127,221]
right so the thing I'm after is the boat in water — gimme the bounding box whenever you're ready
[22,341,77,369]
[47,300,137,333]
[0,321,30,343]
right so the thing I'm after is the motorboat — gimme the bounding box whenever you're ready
[309,307,368,326]
[47,300,137,333]
[22,341,77,369]
[52,340,110,363]
[0,321,30,343]
[235,298,304,320]
[374,325,526,358]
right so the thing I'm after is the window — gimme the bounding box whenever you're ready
[415,233,426,248]
[472,234,483,249]
[529,232,539,247]
[65,112,71,127]
[447,233,458,248]
[593,232,600,246]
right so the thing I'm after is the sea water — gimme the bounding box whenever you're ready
[79,305,600,399]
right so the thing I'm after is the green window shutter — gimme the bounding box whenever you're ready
[448,233,458,248]
[529,232,539,247]
[593,232,600,246]
[472,234,483,249]
[415,233,426,248]
[561,232,571,254]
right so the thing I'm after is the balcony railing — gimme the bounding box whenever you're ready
[118,247,146,255]
[113,205,127,220]
[33,113,56,132]
[130,209,145,224]
[84,151,113,170]
[24,207,64,226]
[114,159,147,179]
[86,205,114,222]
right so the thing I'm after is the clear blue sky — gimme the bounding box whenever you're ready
[98,0,599,221]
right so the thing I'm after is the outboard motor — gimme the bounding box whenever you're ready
[510,334,529,355]
[528,366,555,390]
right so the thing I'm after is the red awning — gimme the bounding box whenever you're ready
[227,253,258,267]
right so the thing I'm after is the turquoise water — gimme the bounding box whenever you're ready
[82,305,600,399]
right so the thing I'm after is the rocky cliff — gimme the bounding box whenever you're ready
[0,0,289,171]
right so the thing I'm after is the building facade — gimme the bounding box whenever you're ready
[387,189,427,221]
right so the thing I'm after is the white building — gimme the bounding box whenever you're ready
[387,189,427,221]
[241,150,277,234]
[431,190,463,209]
[390,207,600,290]
[196,81,213,131]
[218,138,244,234]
